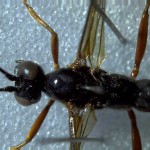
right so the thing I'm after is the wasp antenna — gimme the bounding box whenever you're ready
[0,67,17,81]
[0,86,18,92]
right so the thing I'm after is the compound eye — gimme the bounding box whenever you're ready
[14,93,33,106]
[14,61,38,80]
[14,91,41,106]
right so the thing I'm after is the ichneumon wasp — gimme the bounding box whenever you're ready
[0,0,150,150]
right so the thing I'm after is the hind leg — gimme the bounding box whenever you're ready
[128,110,142,150]
[128,1,150,150]
[131,0,150,78]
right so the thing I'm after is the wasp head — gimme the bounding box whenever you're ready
[0,61,45,106]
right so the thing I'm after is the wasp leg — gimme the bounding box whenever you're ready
[23,0,59,69]
[67,102,81,150]
[128,110,142,150]
[67,103,76,150]
[129,1,150,149]
[10,100,54,150]
[131,0,150,78]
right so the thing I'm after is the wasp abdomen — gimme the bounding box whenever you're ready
[135,79,150,111]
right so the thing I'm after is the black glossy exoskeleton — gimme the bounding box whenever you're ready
[1,0,150,150]
[1,61,150,111]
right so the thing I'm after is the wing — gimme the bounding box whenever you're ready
[68,0,126,149]
[76,0,106,69]
[68,1,105,149]
[68,105,97,150]
[75,0,125,69]
[76,105,97,149]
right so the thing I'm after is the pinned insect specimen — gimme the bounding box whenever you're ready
[0,0,149,150]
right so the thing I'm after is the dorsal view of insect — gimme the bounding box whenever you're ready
[0,0,150,149]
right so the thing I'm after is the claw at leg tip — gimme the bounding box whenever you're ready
[10,147,21,150]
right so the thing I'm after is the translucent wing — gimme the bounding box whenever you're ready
[68,1,105,149]
[69,105,97,150]
[76,0,106,69]
[76,105,97,149]
[68,0,126,149]
[75,0,125,69]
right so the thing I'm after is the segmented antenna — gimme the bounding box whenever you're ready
[0,67,18,92]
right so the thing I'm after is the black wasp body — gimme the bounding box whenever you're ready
[1,60,150,112]
[44,63,150,111]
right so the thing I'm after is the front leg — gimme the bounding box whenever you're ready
[10,100,54,150]
[23,0,59,69]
